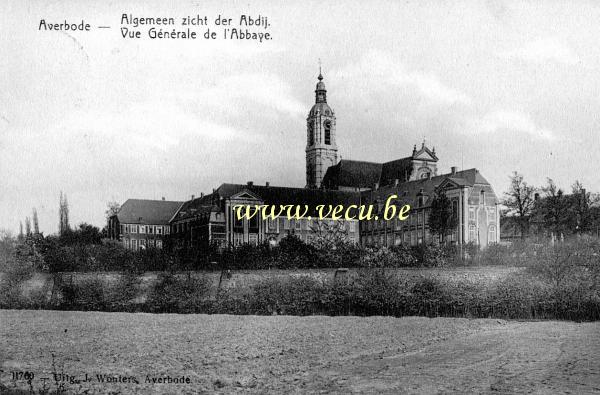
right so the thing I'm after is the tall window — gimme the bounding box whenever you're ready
[489,226,497,243]
[324,120,331,145]
[308,123,314,146]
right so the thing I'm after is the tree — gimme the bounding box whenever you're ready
[18,222,24,240]
[570,180,599,234]
[32,208,40,235]
[25,217,32,237]
[429,192,458,243]
[105,201,121,219]
[60,223,103,245]
[308,219,350,250]
[502,172,536,239]
[59,191,70,236]
[534,178,569,237]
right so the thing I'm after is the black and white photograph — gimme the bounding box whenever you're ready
[1,1,599,393]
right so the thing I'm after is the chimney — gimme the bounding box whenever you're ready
[394,179,399,187]
[534,193,540,201]
[161,197,165,201]
[247,181,254,187]
[266,181,270,187]
[451,166,458,175]
[191,194,195,200]
[200,192,204,198]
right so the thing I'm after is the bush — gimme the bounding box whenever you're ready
[59,276,108,311]
[145,272,212,313]
[249,276,324,315]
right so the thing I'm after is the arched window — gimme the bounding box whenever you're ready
[324,120,331,145]
[308,123,314,146]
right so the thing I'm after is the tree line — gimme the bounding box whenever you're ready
[502,172,599,239]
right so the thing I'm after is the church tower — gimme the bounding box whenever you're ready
[306,71,338,188]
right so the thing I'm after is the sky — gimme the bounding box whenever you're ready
[1,0,599,236]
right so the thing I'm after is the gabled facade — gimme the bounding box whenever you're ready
[359,168,500,247]
[108,198,183,250]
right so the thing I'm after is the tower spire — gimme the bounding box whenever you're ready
[318,58,323,80]
[315,60,327,103]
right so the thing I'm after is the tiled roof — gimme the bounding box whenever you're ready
[379,158,414,186]
[322,157,415,190]
[172,194,220,221]
[322,160,382,190]
[117,199,183,225]
[362,168,496,208]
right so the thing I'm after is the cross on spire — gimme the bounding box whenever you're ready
[318,58,323,80]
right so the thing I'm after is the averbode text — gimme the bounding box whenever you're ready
[233,195,411,222]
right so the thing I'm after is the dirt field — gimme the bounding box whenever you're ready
[1,311,598,394]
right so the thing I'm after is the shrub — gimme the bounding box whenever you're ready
[145,272,212,313]
[59,276,108,311]
[249,276,324,315]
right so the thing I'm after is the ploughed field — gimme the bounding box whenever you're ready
[1,310,599,394]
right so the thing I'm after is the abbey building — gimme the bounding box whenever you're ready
[109,71,500,249]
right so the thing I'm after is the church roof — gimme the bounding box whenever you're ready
[322,157,416,190]
[379,158,414,186]
[117,199,183,225]
[322,159,382,190]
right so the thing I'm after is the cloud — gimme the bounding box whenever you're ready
[499,37,580,65]
[202,74,306,118]
[335,50,471,106]
[472,109,557,141]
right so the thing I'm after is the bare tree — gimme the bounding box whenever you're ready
[571,180,599,234]
[503,172,536,239]
[59,191,70,236]
[309,219,349,250]
[25,216,32,237]
[32,208,40,235]
[105,201,121,219]
[536,178,568,236]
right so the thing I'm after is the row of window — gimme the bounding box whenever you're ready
[265,217,358,233]
[363,213,428,231]
[123,238,163,250]
[121,224,170,235]
[468,207,498,223]
[364,229,434,247]
[469,225,497,243]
